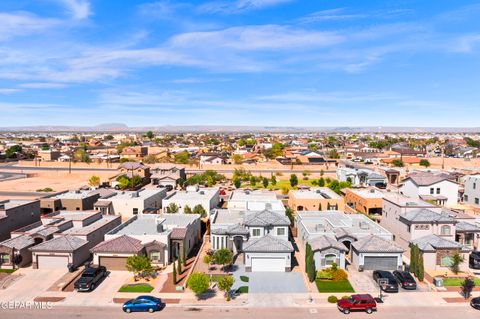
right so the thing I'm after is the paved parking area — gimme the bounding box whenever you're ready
[232,266,307,294]
[348,269,378,293]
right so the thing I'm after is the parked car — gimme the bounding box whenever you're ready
[74,266,107,292]
[372,270,399,293]
[337,294,377,314]
[393,271,417,290]
[469,252,480,269]
[471,297,480,310]
[375,182,387,189]
[122,296,164,313]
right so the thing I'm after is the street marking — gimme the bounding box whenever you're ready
[309,309,318,314]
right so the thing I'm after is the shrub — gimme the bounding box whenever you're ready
[341,295,351,300]
[316,270,333,280]
[240,276,250,283]
[332,269,348,282]
[327,295,338,303]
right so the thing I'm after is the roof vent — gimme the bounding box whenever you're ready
[265,203,272,210]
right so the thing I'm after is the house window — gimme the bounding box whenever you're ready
[436,188,441,194]
[440,225,451,235]
[0,253,10,264]
[325,254,337,266]
[215,236,219,250]
[252,229,261,237]
[440,256,453,267]
[133,208,139,215]
[277,228,286,236]
[430,188,434,195]
[474,183,477,190]
[150,251,161,262]
[475,198,479,205]
[465,195,469,202]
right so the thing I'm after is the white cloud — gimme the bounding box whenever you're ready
[0,12,59,41]
[198,0,292,14]
[0,88,21,94]
[18,82,67,89]
[55,0,91,19]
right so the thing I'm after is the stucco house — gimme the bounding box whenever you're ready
[463,175,480,207]
[40,190,100,214]
[150,164,186,188]
[162,186,220,215]
[227,189,285,213]
[0,199,41,242]
[296,211,401,271]
[288,187,345,212]
[400,172,459,206]
[337,167,387,187]
[344,188,385,216]
[210,208,293,272]
[101,189,167,217]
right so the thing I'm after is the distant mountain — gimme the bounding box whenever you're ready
[0,124,478,133]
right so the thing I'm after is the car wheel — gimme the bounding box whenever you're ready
[366,308,373,314]
[343,309,350,314]
[90,283,95,291]
[148,308,154,313]
[125,308,131,313]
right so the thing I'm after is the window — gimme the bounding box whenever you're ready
[133,208,139,215]
[475,198,479,205]
[277,228,285,236]
[252,229,261,237]
[324,254,337,266]
[465,195,469,202]
[0,253,10,264]
[150,251,161,262]
[440,225,451,235]
[436,188,441,194]
[430,188,434,195]
[474,183,477,190]
[440,256,453,267]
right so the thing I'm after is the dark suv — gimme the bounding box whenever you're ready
[337,294,377,314]
[74,266,107,292]
[373,270,399,293]
[393,271,417,290]
[469,252,480,269]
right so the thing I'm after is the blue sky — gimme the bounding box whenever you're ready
[1,0,480,127]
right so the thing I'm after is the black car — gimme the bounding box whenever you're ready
[471,297,480,310]
[393,271,417,290]
[74,266,107,292]
[469,252,480,269]
[372,270,399,293]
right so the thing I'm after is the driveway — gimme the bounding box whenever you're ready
[348,269,378,293]
[232,265,307,294]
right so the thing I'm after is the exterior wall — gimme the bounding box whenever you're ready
[422,250,470,271]
[32,245,90,269]
[313,248,345,270]
[162,190,220,214]
[288,196,345,212]
[351,251,403,270]
[0,246,33,269]
[464,176,480,206]
[0,201,41,242]
[244,252,291,272]
[110,191,166,218]
[401,180,459,206]
[344,190,383,215]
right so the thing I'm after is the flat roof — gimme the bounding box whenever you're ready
[62,215,119,236]
[112,189,165,200]
[0,199,37,210]
[50,190,95,200]
[111,213,199,236]
[229,190,278,201]
[383,193,435,207]
[164,188,218,201]
[290,187,341,200]
[213,209,245,225]
[348,188,385,199]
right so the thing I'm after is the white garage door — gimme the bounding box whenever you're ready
[251,257,285,272]
[37,255,69,269]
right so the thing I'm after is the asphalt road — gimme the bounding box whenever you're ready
[0,305,477,319]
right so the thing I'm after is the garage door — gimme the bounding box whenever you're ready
[37,255,69,269]
[363,256,397,270]
[99,256,128,271]
[251,257,285,272]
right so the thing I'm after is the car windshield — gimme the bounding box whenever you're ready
[82,273,95,277]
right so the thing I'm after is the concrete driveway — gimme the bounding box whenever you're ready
[232,266,307,294]
[0,268,67,302]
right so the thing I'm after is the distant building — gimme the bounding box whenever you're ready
[344,188,385,216]
[400,172,459,206]
[464,175,480,207]
[105,189,167,217]
[0,200,41,242]
[40,190,100,214]
[336,167,386,187]
[228,189,285,213]
[162,186,220,215]
[288,187,345,212]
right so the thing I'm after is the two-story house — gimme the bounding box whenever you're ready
[210,208,293,272]
[463,175,480,207]
[400,172,459,206]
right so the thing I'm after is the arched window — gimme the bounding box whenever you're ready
[441,225,451,235]
[325,254,337,266]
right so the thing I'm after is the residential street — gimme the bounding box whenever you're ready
[0,305,478,319]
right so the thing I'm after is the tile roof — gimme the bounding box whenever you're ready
[243,210,290,227]
[91,235,144,253]
[400,209,456,224]
[211,224,249,236]
[0,235,35,250]
[310,235,348,252]
[456,221,480,233]
[30,235,88,252]
[243,234,293,253]
[352,235,404,253]
[170,228,188,239]
[410,234,470,252]
[404,172,454,186]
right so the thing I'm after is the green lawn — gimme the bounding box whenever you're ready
[442,278,480,286]
[242,179,318,191]
[316,280,355,293]
[240,276,249,283]
[236,286,249,294]
[0,269,16,273]
[118,283,154,293]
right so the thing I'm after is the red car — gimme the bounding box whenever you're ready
[337,294,377,314]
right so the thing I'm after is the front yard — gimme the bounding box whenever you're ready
[442,278,480,286]
[118,283,154,293]
[316,280,355,293]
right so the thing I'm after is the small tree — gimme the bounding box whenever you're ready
[285,207,294,226]
[126,255,152,280]
[193,204,207,218]
[409,245,417,276]
[166,203,179,214]
[145,131,154,140]
[290,174,298,188]
[451,253,464,274]
[392,159,404,167]
[318,177,325,187]
[271,175,277,186]
[262,177,269,188]
[217,276,235,301]
[187,272,210,297]
[419,159,431,167]
[88,175,100,188]
[320,169,324,177]
[461,277,476,299]
[417,252,424,282]
[213,249,233,272]
[184,205,192,214]
[233,178,241,189]
[305,243,316,282]
[250,176,257,187]
[177,257,182,275]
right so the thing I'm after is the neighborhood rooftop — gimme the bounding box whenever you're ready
[110,213,199,236]
[290,187,341,199]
